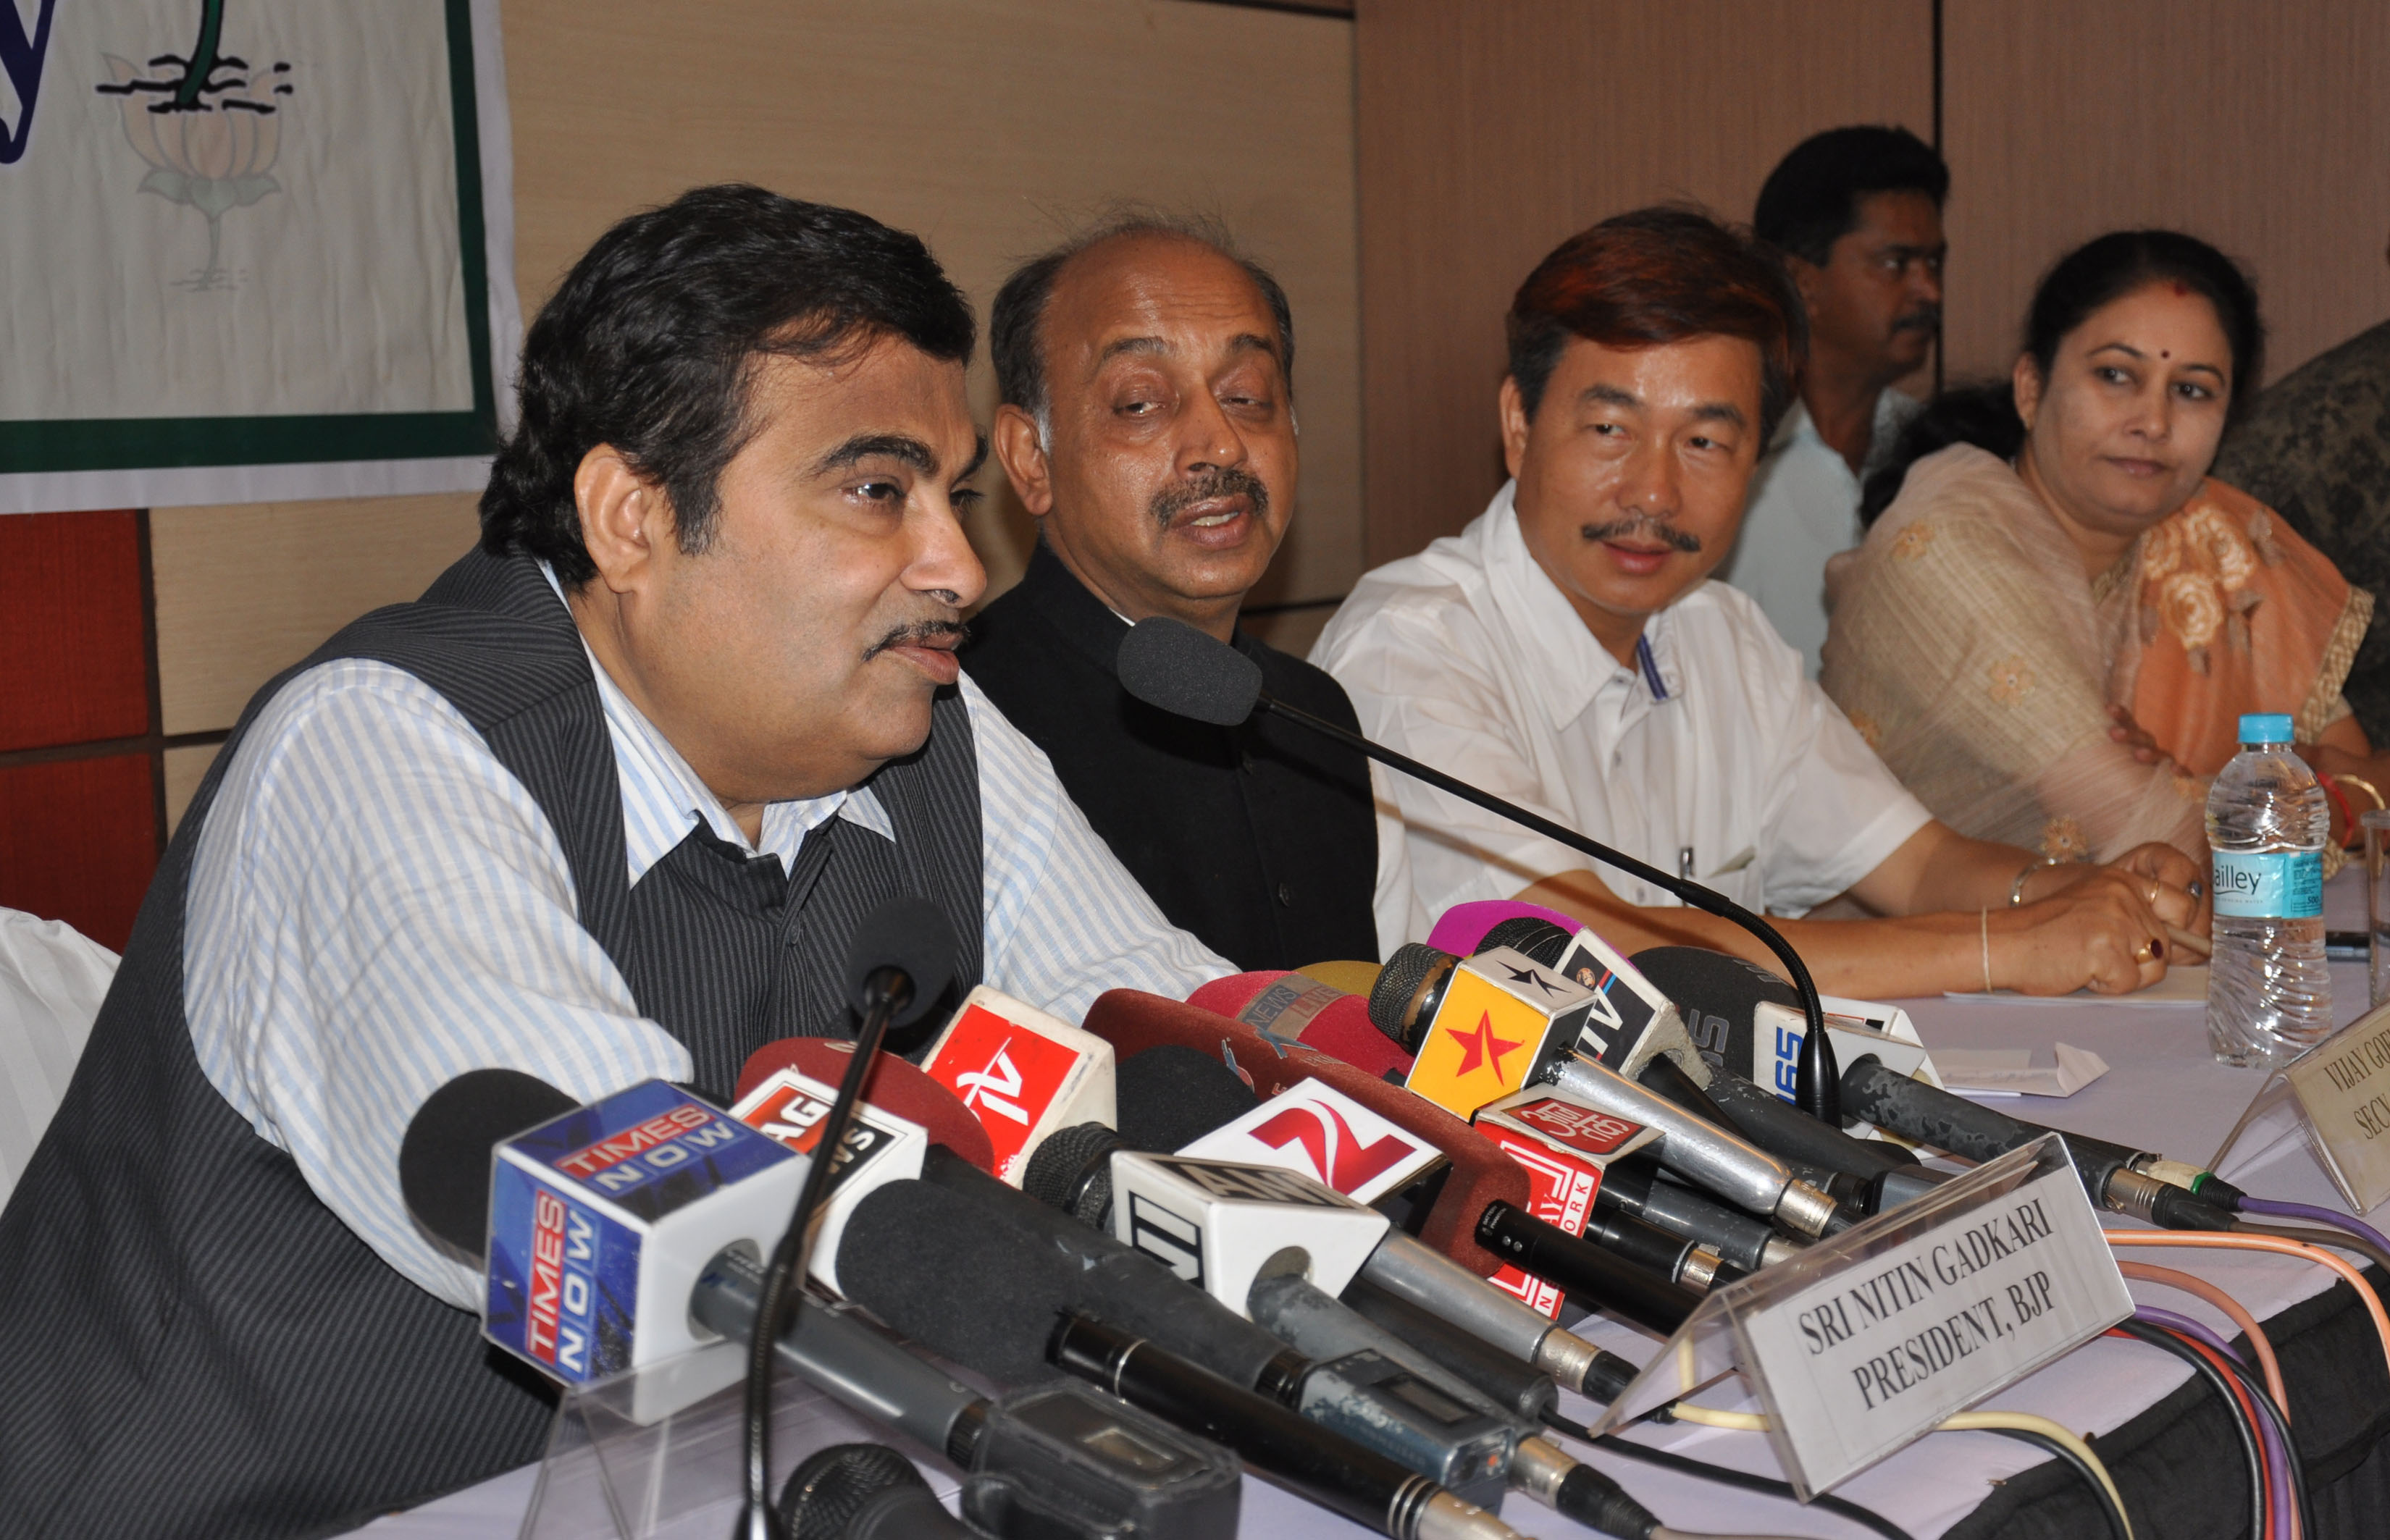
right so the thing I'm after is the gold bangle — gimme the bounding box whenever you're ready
[2337,773,2386,812]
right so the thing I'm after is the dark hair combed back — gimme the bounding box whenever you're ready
[481,184,976,584]
[2021,229,2264,400]
[1506,205,1807,441]
[1753,125,1950,267]
[990,209,1295,427]
[1861,228,2265,522]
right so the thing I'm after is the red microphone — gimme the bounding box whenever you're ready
[1186,972,1414,1082]
[1079,990,1527,1279]
[734,1038,997,1176]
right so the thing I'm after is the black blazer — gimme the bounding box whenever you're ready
[963,543,1380,971]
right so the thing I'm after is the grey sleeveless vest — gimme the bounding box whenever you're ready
[0,550,984,1539]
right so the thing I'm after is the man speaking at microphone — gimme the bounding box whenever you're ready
[962,213,1394,969]
[0,186,1226,1539]
[1314,207,2206,998]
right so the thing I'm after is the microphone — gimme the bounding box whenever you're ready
[1188,971,1415,1081]
[1117,613,1840,1123]
[1366,944,1597,1121]
[402,1071,1241,1540]
[921,985,1117,1184]
[733,1038,997,1175]
[777,1444,969,1540]
[836,1173,1529,1539]
[1593,1159,1804,1276]
[1840,1055,2236,1230]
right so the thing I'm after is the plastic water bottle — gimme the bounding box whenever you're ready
[2205,712,2332,1067]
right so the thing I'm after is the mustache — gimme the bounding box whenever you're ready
[1580,513,1703,553]
[1152,465,1271,526]
[863,617,969,660]
[1892,305,1943,334]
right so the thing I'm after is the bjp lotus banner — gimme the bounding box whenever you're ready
[0,0,519,513]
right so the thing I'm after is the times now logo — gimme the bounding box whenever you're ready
[1178,1078,1440,1205]
[525,1189,597,1372]
[551,1103,734,1194]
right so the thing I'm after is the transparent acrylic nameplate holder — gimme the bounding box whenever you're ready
[2210,998,2390,1212]
[518,1339,960,1540]
[1589,1138,2111,1501]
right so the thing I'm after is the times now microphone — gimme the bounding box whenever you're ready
[920,985,1116,1184]
[400,1072,1243,1540]
[1116,613,1840,1124]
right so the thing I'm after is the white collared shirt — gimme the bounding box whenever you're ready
[185,593,1228,1310]
[1716,392,1921,677]
[1312,482,1931,942]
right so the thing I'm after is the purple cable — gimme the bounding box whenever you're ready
[2135,1306,2288,1540]
[2236,1195,2390,1260]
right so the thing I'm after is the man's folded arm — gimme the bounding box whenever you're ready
[186,660,691,1310]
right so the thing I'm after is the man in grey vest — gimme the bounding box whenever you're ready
[0,185,1227,1539]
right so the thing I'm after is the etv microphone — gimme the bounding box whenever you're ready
[836,1175,1528,1540]
[401,1070,1239,1540]
[1115,614,1839,1124]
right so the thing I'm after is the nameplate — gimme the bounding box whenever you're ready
[1727,1136,2131,1496]
[2280,1003,2390,1213]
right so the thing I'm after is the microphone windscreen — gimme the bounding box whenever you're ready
[398,1068,579,1258]
[779,1444,934,1540]
[1425,899,1582,958]
[1081,990,1529,1277]
[1471,917,1572,967]
[1115,1045,1259,1152]
[735,1038,997,1174]
[842,896,958,1028]
[1187,972,1412,1081]
[1115,618,1262,726]
[1630,946,1796,1031]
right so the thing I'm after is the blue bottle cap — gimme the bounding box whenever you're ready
[2238,712,2294,744]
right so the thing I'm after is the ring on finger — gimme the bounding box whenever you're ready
[2134,938,2163,964]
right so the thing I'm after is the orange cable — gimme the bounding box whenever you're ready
[2105,1231,2390,1382]
[2118,1260,2289,1415]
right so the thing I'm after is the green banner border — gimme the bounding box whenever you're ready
[4,0,500,474]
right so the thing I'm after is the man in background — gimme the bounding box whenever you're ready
[964,214,1390,969]
[1717,125,1947,674]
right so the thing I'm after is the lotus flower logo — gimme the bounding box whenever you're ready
[94,1,293,290]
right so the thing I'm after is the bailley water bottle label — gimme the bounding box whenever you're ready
[2212,849,2324,919]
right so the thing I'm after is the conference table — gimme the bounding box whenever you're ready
[354,880,2390,1540]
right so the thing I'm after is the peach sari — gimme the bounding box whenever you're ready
[1821,445,2370,864]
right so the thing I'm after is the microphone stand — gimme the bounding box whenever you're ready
[1251,691,1839,1125]
[734,965,913,1540]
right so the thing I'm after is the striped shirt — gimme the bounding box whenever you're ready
[185,626,1230,1310]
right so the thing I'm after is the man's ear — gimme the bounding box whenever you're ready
[1498,376,1532,480]
[991,404,1055,517]
[574,445,671,593]
[1786,253,1827,315]
[2011,354,2044,434]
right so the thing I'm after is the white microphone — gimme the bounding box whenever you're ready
[920,985,1116,1183]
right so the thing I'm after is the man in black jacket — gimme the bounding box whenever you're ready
[964,214,1387,969]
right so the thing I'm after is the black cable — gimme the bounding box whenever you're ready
[2197,1324,2315,1540]
[2114,1318,2268,1540]
[1538,1408,1914,1540]
[1979,1426,2127,1540]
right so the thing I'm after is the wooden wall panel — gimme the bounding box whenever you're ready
[500,0,1361,615]
[0,756,157,952]
[162,744,220,838]
[150,493,482,735]
[1354,0,1934,566]
[0,510,148,752]
[1942,1,2390,387]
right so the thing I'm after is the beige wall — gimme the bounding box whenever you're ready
[1353,0,1934,566]
[1941,0,2390,387]
[154,0,1364,832]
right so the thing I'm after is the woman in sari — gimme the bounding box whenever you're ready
[1821,230,2381,877]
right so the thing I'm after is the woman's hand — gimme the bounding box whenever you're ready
[1995,867,2175,995]
[2107,704,2175,767]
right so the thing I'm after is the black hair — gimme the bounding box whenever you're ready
[1753,125,1949,267]
[480,184,976,584]
[1861,229,2265,523]
[990,209,1294,432]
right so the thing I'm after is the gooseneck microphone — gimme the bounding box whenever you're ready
[777,1443,968,1540]
[741,899,959,1540]
[1114,616,1839,1124]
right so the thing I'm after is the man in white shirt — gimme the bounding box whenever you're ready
[0,187,1226,1539]
[1717,125,1947,674]
[1315,207,2206,1001]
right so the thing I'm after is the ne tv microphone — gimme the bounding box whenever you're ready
[1115,613,1839,1124]
[836,1175,1530,1540]
[403,1069,1243,1540]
